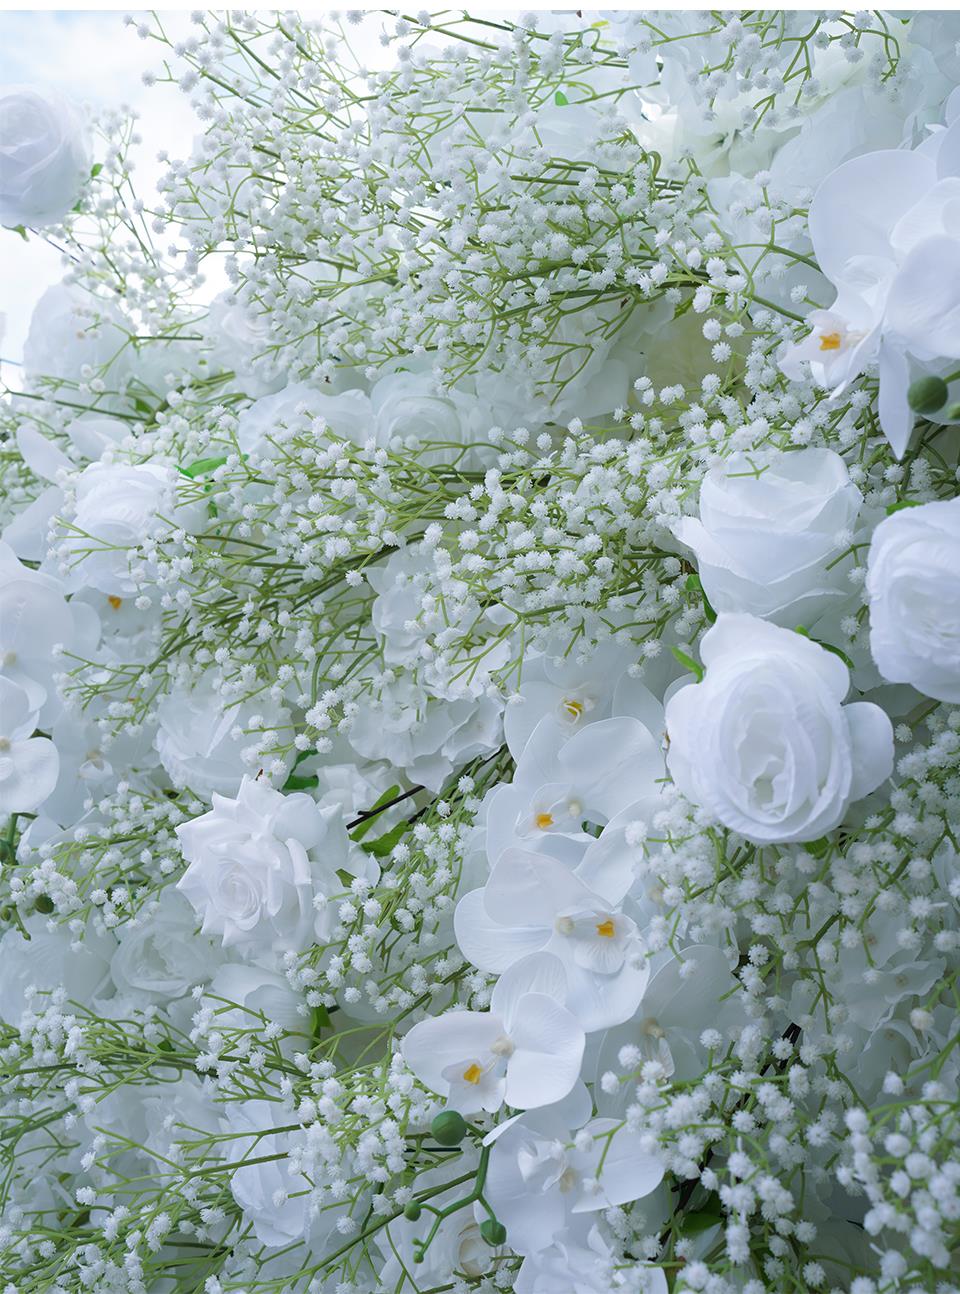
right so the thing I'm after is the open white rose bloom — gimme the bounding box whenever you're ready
[3,11,960,1294]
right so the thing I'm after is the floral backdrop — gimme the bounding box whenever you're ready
[0,10,958,1294]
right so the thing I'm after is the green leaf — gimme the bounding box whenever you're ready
[10,224,29,241]
[180,454,228,479]
[363,820,409,858]
[90,162,103,178]
[886,498,924,515]
[282,772,319,792]
[794,625,854,671]
[685,573,716,623]
[350,784,401,841]
[682,1207,723,1236]
[670,645,704,683]
[312,1003,332,1035]
[804,835,832,859]
[554,89,568,106]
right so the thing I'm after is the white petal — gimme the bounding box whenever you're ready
[878,340,914,460]
[809,149,934,283]
[454,887,547,974]
[16,425,73,484]
[506,994,585,1109]
[885,235,960,359]
[491,952,569,1025]
[0,738,60,814]
[402,1010,504,1096]
[485,850,596,929]
[844,702,894,802]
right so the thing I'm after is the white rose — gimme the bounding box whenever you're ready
[0,914,114,1027]
[205,961,306,1054]
[0,87,90,228]
[203,291,286,397]
[23,282,131,386]
[176,776,376,954]
[347,680,503,793]
[236,383,373,456]
[665,614,893,844]
[156,676,292,798]
[370,370,464,447]
[866,497,960,703]
[368,547,431,666]
[672,449,862,627]
[59,461,184,596]
[110,889,221,1002]
[222,1098,310,1248]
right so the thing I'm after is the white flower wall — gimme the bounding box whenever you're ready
[0,11,959,1294]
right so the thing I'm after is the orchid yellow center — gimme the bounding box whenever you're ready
[818,331,842,352]
[462,1063,483,1085]
[535,812,554,830]
[596,918,616,938]
[107,595,123,610]
[562,697,584,719]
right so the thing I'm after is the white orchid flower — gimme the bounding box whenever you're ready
[401,952,585,1114]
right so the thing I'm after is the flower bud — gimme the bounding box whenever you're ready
[430,1109,467,1145]
[403,1201,422,1221]
[907,376,948,415]
[480,1218,507,1246]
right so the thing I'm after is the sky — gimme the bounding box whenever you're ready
[0,10,199,371]
[0,9,409,379]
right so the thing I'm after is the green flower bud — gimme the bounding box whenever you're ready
[430,1109,468,1145]
[907,375,948,415]
[480,1218,507,1246]
[34,894,54,914]
[403,1201,422,1221]
[944,401,960,420]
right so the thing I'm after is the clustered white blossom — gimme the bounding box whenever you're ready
[0,10,959,1294]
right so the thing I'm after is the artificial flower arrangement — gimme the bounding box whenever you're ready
[0,10,958,1294]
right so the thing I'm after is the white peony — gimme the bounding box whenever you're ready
[0,86,90,228]
[665,615,894,844]
[866,497,960,702]
[347,680,502,793]
[205,961,307,1048]
[176,776,375,955]
[672,448,862,627]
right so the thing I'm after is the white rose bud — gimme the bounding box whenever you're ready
[0,86,90,228]
[665,614,893,844]
[866,497,960,703]
[672,448,862,627]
